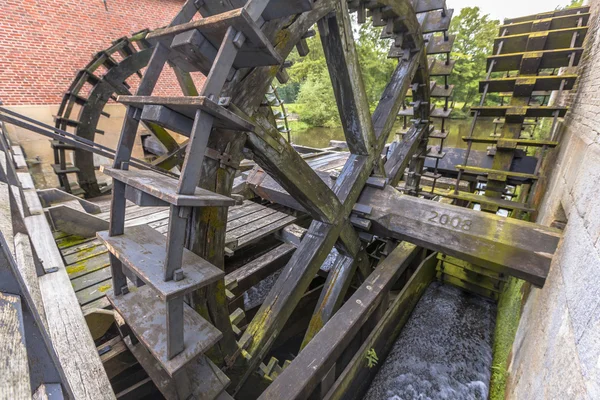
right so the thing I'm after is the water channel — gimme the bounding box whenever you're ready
[291,118,501,151]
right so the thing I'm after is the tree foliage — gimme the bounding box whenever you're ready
[448,7,500,110]
[280,20,395,127]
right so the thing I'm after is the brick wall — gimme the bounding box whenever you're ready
[0,0,189,105]
[506,1,600,398]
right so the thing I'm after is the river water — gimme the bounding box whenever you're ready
[290,119,497,151]
[363,282,496,400]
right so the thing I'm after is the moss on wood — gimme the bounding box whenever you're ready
[489,277,527,400]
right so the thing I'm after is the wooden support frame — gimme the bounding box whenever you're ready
[39,0,565,396]
[239,2,426,372]
[258,242,421,400]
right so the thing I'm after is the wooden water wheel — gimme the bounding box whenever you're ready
[91,1,561,399]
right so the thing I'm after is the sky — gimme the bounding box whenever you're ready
[448,0,580,22]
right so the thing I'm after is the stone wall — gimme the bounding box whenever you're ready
[506,1,600,398]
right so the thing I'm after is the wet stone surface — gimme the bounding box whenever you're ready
[364,282,496,400]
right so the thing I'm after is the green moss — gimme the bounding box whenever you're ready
[489,277,526,400]
[56,234,87,249]
[98,284,112,293]
[66,264,86,275]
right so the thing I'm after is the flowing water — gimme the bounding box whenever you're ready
[363,282,496,400]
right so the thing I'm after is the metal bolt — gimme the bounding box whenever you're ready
[174,269,184,281]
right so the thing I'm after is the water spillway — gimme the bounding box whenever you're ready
[364,283,496,400]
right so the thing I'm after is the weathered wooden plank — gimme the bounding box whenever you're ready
[37,254,115,399]
[318,3,375,156]
[374,49,424,148]
[97,224,224,300]
[61,238,101,257]
[227,210,292,240]
[76,278,112,307]
[23,189,44,215]
[63,244,107,265]
[101,167,235,207]
[324,253,438,400]
[14,233,47,328]
[0,292,31,400]
[118,95,254,131]
[438,262,502,293]
[228,202,266,222]
[385,123,429,186]
[241,221,342,358]
[235,215,297,249]
[24,214,63,273]
[11,146,27,169]
[300,253,357,349]
[259,242,421,400]
[0,227,75,398]
[123,336,229,400]
[66,252,110,279]
[121,205,163,221]
[437,254,508,281]
[125,209,171,227]
[97,336,137,380]
[72,266,112,292]
[81,297,111,313]
[503,5,589,24]
[225,244,296,294]
[0,182,14,257]
[108,285,222,377]
[226,207,281,232]
[47,205,109,238]
[361,185,561,286]
[239,107,343,223]
[437,189,535,212]
[36,189,102,214]
[17,172,35,189]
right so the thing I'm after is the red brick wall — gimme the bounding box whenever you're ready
[0,0,194,105]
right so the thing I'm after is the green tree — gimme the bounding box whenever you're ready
[565,0,584,8]
[355,20,397,107]
[279,19,395,127]
[287,32,339,127]
[449,7,500,110]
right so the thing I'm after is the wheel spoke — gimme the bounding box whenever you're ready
[318,3,375,156]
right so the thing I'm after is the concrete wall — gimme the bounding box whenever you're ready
[2,104,146,189]
[506,2,600,398]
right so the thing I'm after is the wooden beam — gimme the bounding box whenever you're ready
[360,185,560,286]
[374,50,422,148]
[46,205,109,238]
[385,123,429,187]
[324,252,438,400]
[239,107,342,224]
[224,243,296,294]
[300,253,357,349]
[240,220,343,356]
[318,3,375,156]
[258,242,421,400]
[0,291,31,400]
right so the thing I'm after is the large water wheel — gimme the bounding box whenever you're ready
[92,1,494,399]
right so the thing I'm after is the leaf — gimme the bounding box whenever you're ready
[365,348,379,368]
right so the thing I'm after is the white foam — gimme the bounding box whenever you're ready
[364,283,496,400]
